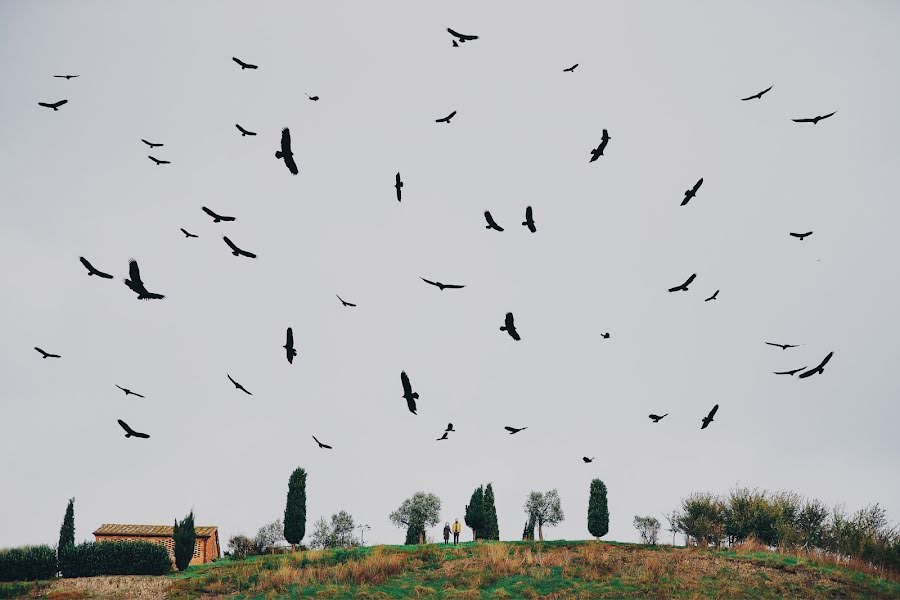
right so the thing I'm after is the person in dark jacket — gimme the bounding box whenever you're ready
[443,522,451,545]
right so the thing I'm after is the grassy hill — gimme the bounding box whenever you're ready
[5,540,900,599]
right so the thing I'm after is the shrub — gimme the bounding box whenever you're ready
[227,535,256,560]
[0,546,57,582]
[58,541,170,577]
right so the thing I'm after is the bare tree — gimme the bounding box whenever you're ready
[633,515,661,545]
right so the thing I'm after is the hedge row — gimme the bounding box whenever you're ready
[0,546,57,582]
[59,541,171,577]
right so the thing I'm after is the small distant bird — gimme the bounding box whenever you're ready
[180,228,198,238]
[445,423,455,432]
[395,173,403,202]
[202,206,235,222]
[115,385,145,398]
[792,111,836,125]
[232,57,258,70]
[117,419,150,439]
[336,294,356,307]
[124,260,165,300]
[563,64,578,73]
[500,312,520,341]
[774,366,807,376]
[435,110,457,124]
[141,139,163,148]
[681,178,704,206]
[312,435,332,449]
[38,99,67,111]
[235,124,257,136]
[601,332,610,339]
[798,352,833,379]
[223,236,257,259]
[649,413,668,423]
[437,432,450,441]
[504,426,527,434]
[701,404,719,429]
[34,347,60,359]
[79,257,113,279]
[421,277,465,291]
[741,85,773,101]
[582,457,594,463]
[53,75,79,80]
[284,327,297,364]
[484,211,504,231]
[705,290,719,302]
[227,374,252,395]
[276,128,299,175]
[401,371,419,415]
[766,342,799,350]
[668,274,696,293]
[522,206,536,232]
[790,232,813,240]
[447,28,478,43]
[148,156,170,165]
[590,130,611,162]
[306,93,319,101]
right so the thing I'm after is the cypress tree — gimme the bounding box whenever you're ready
[58,497,75,553]
[464,485,486,540]
[172,510,196,571]
[404,522,424,545]
[587,479,609,540]
[483,484,500,540]
[284,467,307,548]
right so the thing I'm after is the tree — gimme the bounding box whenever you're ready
[254,519,286,553]
[465,486,485,540]
[524,489,564,541]
[663,511,681,546]
[675,492,726,547]
[389,491,441,545]
[310,511,357,549]
[284,467,307,549]
[483,483,500,540]
[58,497,75,554]
[633,515,661,545]
[587,479,609,540]
[522,516,536,541]
[172,510,196,571]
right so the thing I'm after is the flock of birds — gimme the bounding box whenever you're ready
[34,27,836,456]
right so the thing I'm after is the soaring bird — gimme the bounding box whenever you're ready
[336,294,356,307]
[395,173,403,202]
[223,236,257,258]
[741,85,773,101]
[668,274,696,293]
[447,28,478,43]
[701,405,719,429]
[232,57,258,70]
[649,413,668,423]
[235,124,257,136]
[681,178,704,206]
[79,257,114,279]
[798,352,833,379]
[484,211,504,231]
[141,139,163,148]
[180,228,198,238]
[766,342,799,350]
[421,277,465,291]
[504,426,527,434]
[790,232,813,240]
[792,111,836,125]
[276,128,298,175]
[53,75,79,80]
[522,206,536,233]
[590,130,611,162]
[38,99,67,111]
[227,374,252,395]
[436,432,450,441]
[435,111,457,124]
[401,371,419,415]
[202,206,235,223]
[312,435,333,449]
[582,457,594,463]
[563,64,578,72]
[115,385,145,398]
[705,290,719,302]
[500,312,520,341]
[306,93,319,101]
[124,260,165,300]
[601,332,610,339]
[34,347,61,359]
[774,366,807,376]
[445,423,455,432]
[117,419,150,439]
[148,156,170,165]
[284,327,297,364]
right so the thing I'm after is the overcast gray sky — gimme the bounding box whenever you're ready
[2,0,899,549]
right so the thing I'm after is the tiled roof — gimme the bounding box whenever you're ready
[93,524,218,537]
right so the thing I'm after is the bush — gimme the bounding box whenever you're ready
[58,541,170,577]
[0,546,57,582]
[227,535,256,560]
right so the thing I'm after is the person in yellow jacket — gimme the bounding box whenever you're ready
[452,518,461,545]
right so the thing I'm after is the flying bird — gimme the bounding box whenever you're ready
[563,64,578,72]
[435,110,457,124]
[34,347,60,359]
[306,93,319,101]
[401,371,419,415]
[500,312,520,341]
[765,342,799,350]
[148,156,170,165]
[522,206,536,232]
[741,85,773,101]
[202,206,235,223]
[705,290,719,302]
[275,128,298,175]
[445,423,455,432]
[790,232,813,240]
[447,28,478,43]
[649,413,668,423]
[421,277,465,291]
[117,419,150,439]
[504,426,527,434]
[452,40,458,47]
[590,130,611,162]
[312,435,332,449]
[284,327,297,364]
[582,457,594,463]
[115,385,145,398]
[436,432,450,441]
[227,374,252,395]
[232,57,258,70]
[180,228,198,238]
[792,111,836,125]
[395,173,403,202]
[79,257,114,279]
[336,294,356,307]
[668,273,696,293]
[141,139,163,148]
[38,99,67,111]
[601,332,610,339]
[53,75,79,80]
[124,260,165,300]
[701,405,719,430]
[798,352,833,379]
[681,178,704,206]
[223,236,257,258]
[484,211,504,231]
[235,124,257,136]
[774,366,807,376]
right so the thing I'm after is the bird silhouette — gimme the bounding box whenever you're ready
[227,374,252,395]
[223,236,257,258]
[435,111,457,124]
[681,178,703,205]
[798,352,833,379]
[336,294,356,307]
[232,57,258,70]
[34,347,60,359]
[445,423,455,432]
[668,274,696,293]
[649,413,668,423]
[115,385,145,398]
[53,75,79,80]
[148,156,170,165]
[306,93,319,101]
[421,277,465,291]
[447,28,478,43]
[180,228,198,238]
[790,232,813,240]
[563,64,578,72]
[79,257,114,279]
[590,130,611,162]
[705,290,719,302]
[701,405,719,429]
[117,419,149,439]
[484,211,504,231]
[141,139,163,148]
[452,40,459,47]
[436,432,449,441]
[583,457,594,463]
[202,206,235,222]
[235,124,257,136]
[276,128,298,175]
[504,426,527,434]
[38,99,67,111]
[766,342,799,350]
[601,332,610,339]
[312,435,332,449]
[124,260,165,300]
[741,85,773,101]
[395,173,403,202]
[401,371,419,415]
[284,327,297,364]
[792,111,836,125]
[522,206,536,232]
[500,312,520,341]
[774,366,807,376]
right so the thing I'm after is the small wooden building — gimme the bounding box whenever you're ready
[93,524,220,566]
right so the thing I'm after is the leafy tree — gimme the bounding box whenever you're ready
[390,491,441,545]
[172,510,196,571]
[284,467,307,548]
[663,511,682,546]
[483,483,500,540]
[309,511,357,549]
[587,479,609,539]
[633,515,661,545]
[524,489,564,541]
[465,486,485,540]
[58,497,75,554]
[404,522,421,545]
[255,519,286,553]
[676,493,726,547]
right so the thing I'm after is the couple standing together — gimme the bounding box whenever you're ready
[442,519,462,544]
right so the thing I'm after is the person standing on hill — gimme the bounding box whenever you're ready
[443,522,451,545]
[452,519,461,545]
